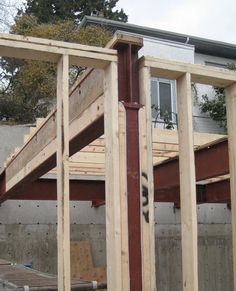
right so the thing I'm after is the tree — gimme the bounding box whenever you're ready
[199,63,236,131]
[19,0,128,23]
[0,0,127,123]
[0,16,112,123]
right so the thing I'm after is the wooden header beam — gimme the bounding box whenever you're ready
[141,56,236,87]
[0,33,117,69]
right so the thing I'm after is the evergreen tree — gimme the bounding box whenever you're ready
[19,0,128,23]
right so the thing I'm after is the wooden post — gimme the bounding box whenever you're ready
[104,62,130,291]
[139,66,156,291]
[225,83,236,291]
[177,73,198,291]
[57,54,71,291]
[118,102,130,291]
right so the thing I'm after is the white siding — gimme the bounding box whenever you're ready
[192,53,236,134]
[141,37,194,63]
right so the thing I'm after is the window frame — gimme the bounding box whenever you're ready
[151,77,177,125]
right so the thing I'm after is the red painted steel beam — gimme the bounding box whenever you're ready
[204,179,230,203]
[113,39,143,291]
[1,176,230,205]
[6,178,105,202]
[154,138,229,190]
[154,181,231,205]
[0,172,5,196]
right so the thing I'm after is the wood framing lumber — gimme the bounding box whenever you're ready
[152,128,225,146]
[0,33,117,69]
[2,33,144,198]
[225,83,236,291]
[56,54,71,291]
[104,61,123,291]
[141,56,236,87]
[0,33,116,55]
[106,33,143,50]
[118,103,130,291]
[139,66,156,291]
[4,66,104,193]
[177,73,198,291]
[5,95,104,193]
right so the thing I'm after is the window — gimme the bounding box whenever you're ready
[151,77,177,127]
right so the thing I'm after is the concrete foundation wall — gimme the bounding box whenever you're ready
[0,200,233,291]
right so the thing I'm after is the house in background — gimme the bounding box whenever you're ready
[80,16,236,134]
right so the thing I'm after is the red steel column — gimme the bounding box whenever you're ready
[113,40,143,291]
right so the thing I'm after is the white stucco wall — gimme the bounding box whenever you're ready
[141,36,195,63]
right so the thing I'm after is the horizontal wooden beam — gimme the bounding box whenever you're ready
[141,56,236,87]
[0,33,117,69]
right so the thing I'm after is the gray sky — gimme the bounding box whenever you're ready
[3,0,236,46]
[117,0,236,45]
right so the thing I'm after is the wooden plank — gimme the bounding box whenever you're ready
[0,32,116,55]
[56,54,70,291]
[152,128,225,146]
[0,34,117,69]
[106,32,143,49]
[6,95,104,191]
[139,66,156,291]
[104,61,123,291]
[69,152,104,164]
[177,73,198,291]
[71,241,106,291]
[118,103,130,291]
[71,241,94,279]
[225,83,236,291]
[141,56,236,87]
[5,65,104,190]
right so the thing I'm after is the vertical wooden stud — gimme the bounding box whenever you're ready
[139,66,156,291]
[104,61,130,291]
[118,102,130,291]
[57,54,71,291]
[177,73,198,291]
[225,83,236,291]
